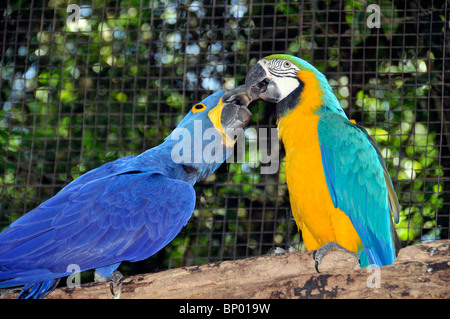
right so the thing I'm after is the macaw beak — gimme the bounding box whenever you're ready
[245,60,282,103]
[220,85,252,141]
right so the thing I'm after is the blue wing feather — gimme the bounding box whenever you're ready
[0,159,196,296]
[318,112,396,267]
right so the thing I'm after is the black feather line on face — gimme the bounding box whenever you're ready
[276,78,305,116]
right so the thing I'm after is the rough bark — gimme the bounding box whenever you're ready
[3,240,449,299]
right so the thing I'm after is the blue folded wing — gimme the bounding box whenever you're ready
[0,166,196,290]
[318,112,397,267]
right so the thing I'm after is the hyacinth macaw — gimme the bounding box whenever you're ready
[0,86,252,299]
[245,54,401,269]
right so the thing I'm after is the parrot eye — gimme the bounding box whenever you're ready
[192,103,207,114]
[284,61,291,68]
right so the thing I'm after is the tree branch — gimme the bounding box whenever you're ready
[2,240,449,299]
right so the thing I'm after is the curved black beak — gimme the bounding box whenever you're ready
[245,60,282,103]
[220,85,252,141]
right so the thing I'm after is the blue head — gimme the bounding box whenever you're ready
[164,86,252,183]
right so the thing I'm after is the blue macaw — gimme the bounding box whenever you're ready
[245,55,401,270]
[0,86,252,298]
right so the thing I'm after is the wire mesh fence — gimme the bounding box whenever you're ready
[0,0,449,279]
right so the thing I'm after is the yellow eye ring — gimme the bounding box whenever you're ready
[192,103,206,114]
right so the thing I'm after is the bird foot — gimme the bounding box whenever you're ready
[313,241,359,273]
[269,246,297,255]
[95,270,124,299]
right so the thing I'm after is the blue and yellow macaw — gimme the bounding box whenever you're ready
[245,54,401,269]
[0,86,252,298]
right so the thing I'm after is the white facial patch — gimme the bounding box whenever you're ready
[260,59,301,100]
[272,76,300,100]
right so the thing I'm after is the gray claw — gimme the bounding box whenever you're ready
[95,270,124,299]
[313,241,359,273]
[108,270,124,299]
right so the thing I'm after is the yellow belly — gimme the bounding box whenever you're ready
[280,113,362,253]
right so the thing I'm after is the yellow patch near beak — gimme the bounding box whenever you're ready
[207,100,236,147]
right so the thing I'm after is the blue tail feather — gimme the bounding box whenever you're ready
[18,279,60,299]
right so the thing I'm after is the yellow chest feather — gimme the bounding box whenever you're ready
[276,72,361,252]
